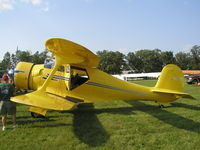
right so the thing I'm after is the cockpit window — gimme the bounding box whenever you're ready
[44,58,55,69]
[58,66,65,72]
[70,66,89,90]
[44,63,54,69]
[66,66,70,73]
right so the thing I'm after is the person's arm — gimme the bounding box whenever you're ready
[11,84,16,96]
[13,91,16,96]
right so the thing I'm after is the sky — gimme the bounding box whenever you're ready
[0,0,200,61]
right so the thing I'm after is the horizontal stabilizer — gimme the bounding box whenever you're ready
[11,91,84,111]
[152,88,195,99]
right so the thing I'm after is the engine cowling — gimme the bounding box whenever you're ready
[14,62,34,90]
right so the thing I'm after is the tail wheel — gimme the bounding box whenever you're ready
[159,104,165,108]
[31,112,46,118]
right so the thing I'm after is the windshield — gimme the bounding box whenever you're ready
[44,58,55,69]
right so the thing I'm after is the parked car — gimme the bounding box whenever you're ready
[186,74,200,84]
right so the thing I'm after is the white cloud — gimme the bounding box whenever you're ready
[41,5,48,12]
[0,0,14,11]
[31,0,42,5]
[182,44,193,52]
[0,0,49,11]
[19,0,42,5]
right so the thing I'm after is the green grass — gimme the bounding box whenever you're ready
[0,80,200,150]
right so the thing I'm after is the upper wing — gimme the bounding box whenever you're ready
[45,38,100,68]
[11,38,92,111]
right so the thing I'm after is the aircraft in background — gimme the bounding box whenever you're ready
[113,72,160,81]
[11,38,194,116]
[182,70,200,75]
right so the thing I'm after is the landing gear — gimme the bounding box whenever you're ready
[192,79,198,85]
[31,112,46,118]
[159,104,165,108]
[155,101,166,108]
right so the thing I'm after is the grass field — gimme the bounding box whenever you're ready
[0,80,200,150]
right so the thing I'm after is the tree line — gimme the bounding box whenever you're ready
[97,45,200,74]
[0,45,199,74]
[0,50,48,72]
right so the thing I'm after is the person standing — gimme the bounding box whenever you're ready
[0,74,16,131]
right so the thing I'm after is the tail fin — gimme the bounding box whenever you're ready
[156,64,184,91]
[152,64,194,99]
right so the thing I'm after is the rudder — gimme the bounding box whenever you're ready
[155,64,184,92]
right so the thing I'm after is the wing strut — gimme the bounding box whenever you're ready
[39,61,60,92]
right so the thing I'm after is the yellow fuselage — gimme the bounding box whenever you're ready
[14,62,178,105]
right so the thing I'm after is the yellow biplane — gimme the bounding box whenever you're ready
[11,38,194,116]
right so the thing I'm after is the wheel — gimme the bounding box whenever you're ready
[192,79,198,85]
[31,112,45,118]
[159,104,165,108]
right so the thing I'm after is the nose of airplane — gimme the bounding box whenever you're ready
[14,62,34,90]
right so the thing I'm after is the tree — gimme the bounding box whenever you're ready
[11,53,17,69]
[0,52,11,71]
[160,51,176,66]
[175,52,190,70]
[0,44,199,74]
[126,52,143,73]
[97,50,126,74]
[15,50,32,62]
[0,50,48,70]
[134,49,163,72]
[189,45,200,69]
[32,50,48,64]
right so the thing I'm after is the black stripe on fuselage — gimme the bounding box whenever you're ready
[86,81,149,97]
[65,96,84,103]
[42,74,69,81]
[46,92,84,103]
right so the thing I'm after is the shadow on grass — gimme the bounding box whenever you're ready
[15,115,71,128]
[28,123,71,128]
[171,102,200,111]
[64,107,135,115]
[125,101,200,133]
[94,107,136,115]
[72,103,110,147]
[16,116,54,125]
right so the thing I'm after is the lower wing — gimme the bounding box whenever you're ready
[11,90,84,111]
